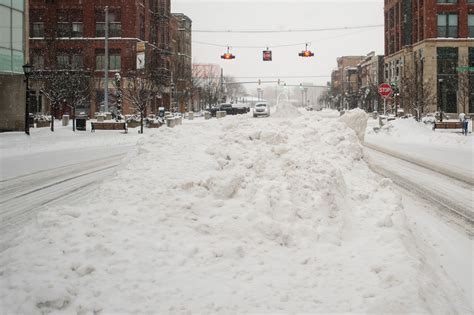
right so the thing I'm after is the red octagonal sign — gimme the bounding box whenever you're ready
[378,83,393,98]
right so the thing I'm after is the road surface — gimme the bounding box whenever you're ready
[0,149,129,251]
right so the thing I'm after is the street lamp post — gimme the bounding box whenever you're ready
[438,78,444,122]
[23,63,33,135]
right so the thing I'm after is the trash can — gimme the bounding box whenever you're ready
[76,115,87,131]
[62,115,70,126]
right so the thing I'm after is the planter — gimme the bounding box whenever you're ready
[127,121,140,128]
[147,123,162,129]
[36,120,50,128]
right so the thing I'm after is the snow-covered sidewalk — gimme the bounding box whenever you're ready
[365,118,474,182]
[0,111,470,313]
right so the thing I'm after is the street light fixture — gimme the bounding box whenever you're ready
[438,78,444,122]
[23,63,33,135]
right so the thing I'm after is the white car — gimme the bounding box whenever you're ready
[253,103,270,117]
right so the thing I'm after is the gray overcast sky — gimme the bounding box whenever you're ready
[172,0,384,86]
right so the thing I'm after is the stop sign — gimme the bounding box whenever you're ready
[378,83,393,98]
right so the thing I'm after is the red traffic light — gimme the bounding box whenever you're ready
[299,50,314,57]
[221,53,236,60]
[221,47,236,60]
[263,50,272,61]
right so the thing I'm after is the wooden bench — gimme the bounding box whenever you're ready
[433,121,463,130]
[91,122,127,133]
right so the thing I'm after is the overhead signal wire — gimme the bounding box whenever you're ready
[193,24,383,34]
[192,28,377,49]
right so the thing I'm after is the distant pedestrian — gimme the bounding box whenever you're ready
[462,116,469,136]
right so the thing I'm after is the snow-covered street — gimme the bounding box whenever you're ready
[0,108,472,313]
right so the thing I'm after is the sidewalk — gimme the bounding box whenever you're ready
[365,118,473,183]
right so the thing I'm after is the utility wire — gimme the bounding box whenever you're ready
[193,24,383,34]
[192,28,375,49]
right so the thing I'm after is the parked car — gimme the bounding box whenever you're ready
[210,103,249,117]
[253,102,270,117]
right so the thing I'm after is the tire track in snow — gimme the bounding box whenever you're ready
[0,154,126,250]
[364,147,474,229]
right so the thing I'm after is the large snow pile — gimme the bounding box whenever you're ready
[272,101,301,118]
[339,108,368,142]
[0,114,469,313]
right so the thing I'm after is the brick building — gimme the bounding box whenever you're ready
[28,0,172,117]
[384,0,474,116]
[330,56,365,109]
[170,13,192,113]
[357,52,384,112]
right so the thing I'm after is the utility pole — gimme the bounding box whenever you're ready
[104,6,109,113]
[219,68,224,103]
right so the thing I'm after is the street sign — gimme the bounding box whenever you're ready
[136,42,146,70]
[378,83,393,98]
[263,50,272,61]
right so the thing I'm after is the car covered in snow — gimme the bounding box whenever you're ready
[253,102,270,117]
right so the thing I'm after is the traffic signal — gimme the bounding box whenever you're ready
[221,53,235,60]
[299,43,314,58]
[299,50,315,57]
[221,47,236,60]
[263,50,272,61]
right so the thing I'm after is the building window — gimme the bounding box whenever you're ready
[95,50,121,70]
[71,54,84,68]
[469,15,474,38]
[31,53,44,69]
[57,52,84,69]
[109,53,121,70]
[437,13,458,38]
[72,22,84,38]
[57,10,83,38]
[57,22,70,37]
[437,47,458,113]
[437,0,457,3]
[31,22,44,37]
[96,9,121,37]
[96,53,105,70]
[57,54,70,68]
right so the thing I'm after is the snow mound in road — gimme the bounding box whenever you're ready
[273,101,301,118]
[0,113,468,313]
[339,108,368,142]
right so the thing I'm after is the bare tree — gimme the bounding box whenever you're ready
[120,71,156,134]
[224,76,246,103]
[32,70,69,132]
[65,70,93,131]
[192,64,220,109]
[458,56,471,115]
[317,89,331,108]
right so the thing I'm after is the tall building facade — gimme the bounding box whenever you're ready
[0,0,28,131]
[28,0,172,117]
[357,52,385,112]
[330,56,365,110]
[170,13,192,112]
[384,0,474,115]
